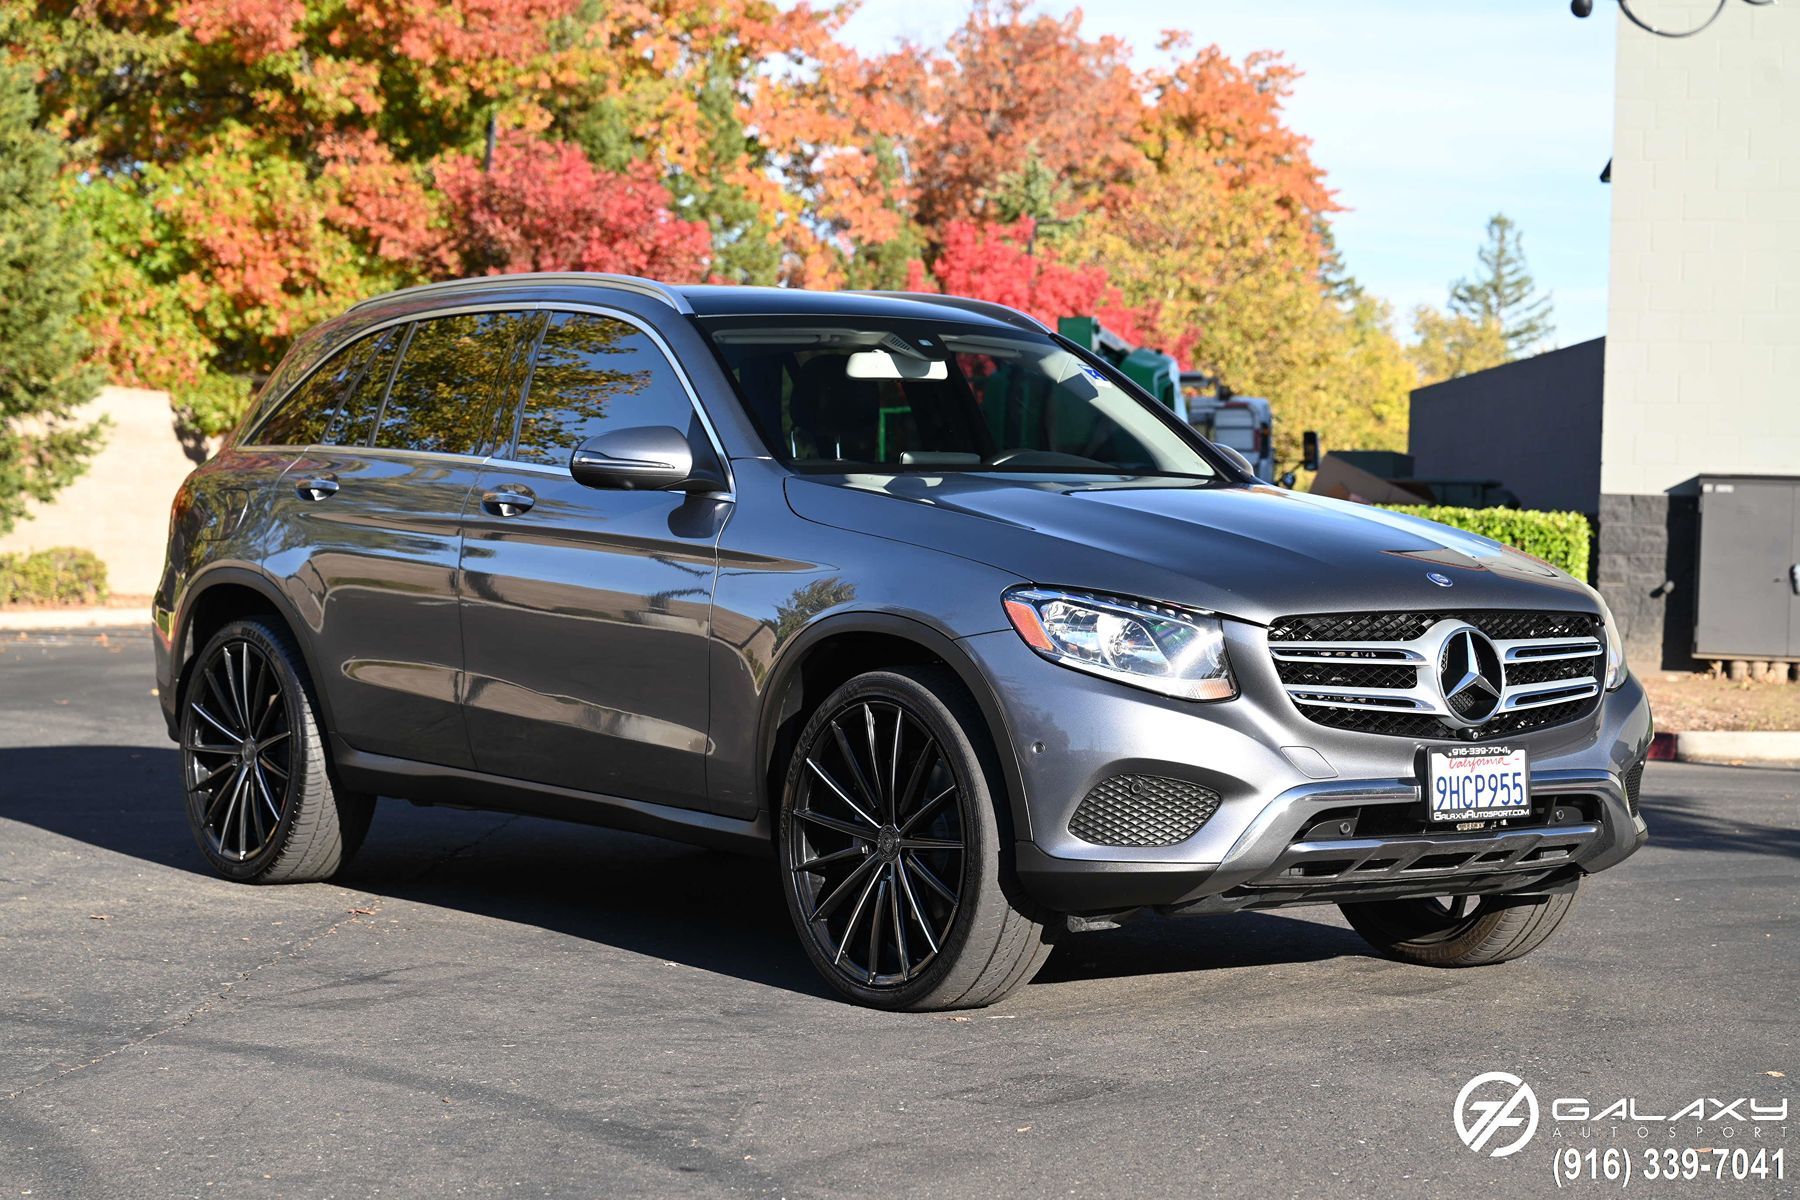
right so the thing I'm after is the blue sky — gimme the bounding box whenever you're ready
[838,1,1618,345]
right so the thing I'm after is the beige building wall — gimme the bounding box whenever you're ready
[1602,2,1800,493]
[1597,3,1799,667]
[0,386,197,597]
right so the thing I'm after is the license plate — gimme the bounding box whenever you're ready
[1427,745,1530,823]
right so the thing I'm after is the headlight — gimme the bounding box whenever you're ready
[1596,594,1627,690]
[1001,587,1236,701]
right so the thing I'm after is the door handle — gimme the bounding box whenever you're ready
[1789,563,1799,596]
[481,487,536,517]
[296,475,338,502]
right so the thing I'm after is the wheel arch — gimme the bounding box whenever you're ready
[174,566,337,738]
[756,612,1032,841]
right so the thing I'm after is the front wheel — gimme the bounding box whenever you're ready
[1340,886,1578,967]
[777,667,1054,1010]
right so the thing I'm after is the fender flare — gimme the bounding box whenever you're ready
[753,610,1032,840]
[173,563,340,737]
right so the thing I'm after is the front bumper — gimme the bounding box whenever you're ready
[959,622,1653,916]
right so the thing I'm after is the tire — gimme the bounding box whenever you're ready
[179,616,374,884]
[777,666,1055,1010]
[1339,886,1578,967]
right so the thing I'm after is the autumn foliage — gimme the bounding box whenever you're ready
[9,0,1413,456]
[437,137,711,279]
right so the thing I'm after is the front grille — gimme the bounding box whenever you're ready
[1270,610,1602,643]
[1269,609,1604,740]
[1624,760,1644,817]
[1069,774,1221,848]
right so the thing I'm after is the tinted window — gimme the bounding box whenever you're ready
[254,333,377,447]
[323,326,402,447]
[374,312,522,455]
[509,313,695,467]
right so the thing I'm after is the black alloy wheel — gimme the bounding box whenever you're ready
[180,617,373,883]
[184,637,294,863]
[786,696,966,989]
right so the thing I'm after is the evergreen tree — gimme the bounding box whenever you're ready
[1448,213,1555,357]
[0,55,104,537]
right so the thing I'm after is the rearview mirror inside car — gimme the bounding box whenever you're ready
[844,349,948,381]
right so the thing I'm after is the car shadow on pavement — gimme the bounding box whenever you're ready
[0,743,1557,1001]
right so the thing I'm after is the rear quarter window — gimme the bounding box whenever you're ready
[250,331,380,447]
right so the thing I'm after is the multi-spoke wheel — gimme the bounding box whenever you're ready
[180,617,372,883]
[778,667,1055,1010]
[186,637,293,862]
[1339,886,1579,967]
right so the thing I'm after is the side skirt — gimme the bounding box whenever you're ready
[331,737,773,857]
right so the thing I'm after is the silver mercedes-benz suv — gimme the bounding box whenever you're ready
[155,273,1652,1009]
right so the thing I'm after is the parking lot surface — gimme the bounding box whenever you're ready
[2,631,1794,1197]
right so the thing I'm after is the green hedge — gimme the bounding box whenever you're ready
[0,547,110,606]
[1382,506,1592,581]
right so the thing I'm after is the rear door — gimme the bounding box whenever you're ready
[283,309,531,769]
[458,308,728,810]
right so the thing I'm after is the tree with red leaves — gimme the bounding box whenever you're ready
[922,218,1147,342]
[436,136,711,279]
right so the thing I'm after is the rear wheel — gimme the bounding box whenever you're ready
[1340,886,1578,967]
[777,667,1054,1010]
[180,617,373,883]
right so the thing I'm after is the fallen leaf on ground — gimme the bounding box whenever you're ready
[348,907,375,915]
[88,914,109,921]
[1767,1071,1786,1078]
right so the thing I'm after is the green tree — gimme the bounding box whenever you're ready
[1408,305,1510,386]
[1448,213,1555,357]
[0,56,103,536]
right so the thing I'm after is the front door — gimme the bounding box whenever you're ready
[459,309,728,810]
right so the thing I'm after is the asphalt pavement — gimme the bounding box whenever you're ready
[1,630,1795,1198]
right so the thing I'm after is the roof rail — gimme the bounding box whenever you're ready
[347,272,693,315]
[850,291,1051,335]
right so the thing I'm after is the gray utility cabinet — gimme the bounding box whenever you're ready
[1694,475,1800,660]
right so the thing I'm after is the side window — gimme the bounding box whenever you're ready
[373,311,527,456]
[510,312,695,467]
[322,326,402,447]
[252,334,377,447]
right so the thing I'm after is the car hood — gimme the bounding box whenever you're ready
[784,473,1599,626]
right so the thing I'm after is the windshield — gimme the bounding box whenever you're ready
[698,317,1219,481]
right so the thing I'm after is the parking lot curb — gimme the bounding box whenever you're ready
[0,607,151,632]
[1652,729,1800,766]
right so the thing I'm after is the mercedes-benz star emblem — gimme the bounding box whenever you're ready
[1439,627,1503,724]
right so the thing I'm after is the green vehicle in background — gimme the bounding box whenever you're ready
[1057,316,1276,480]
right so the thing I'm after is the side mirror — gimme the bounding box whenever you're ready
[569,426,725,493]
[1302,430,1321,472]
[1279,471,1297,489]
[1216,444,1257,478]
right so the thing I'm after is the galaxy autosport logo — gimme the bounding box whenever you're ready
[1456,1071,1541,1157]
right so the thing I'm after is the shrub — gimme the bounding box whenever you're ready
[0,547,110,606]
[1383,505,1591,581]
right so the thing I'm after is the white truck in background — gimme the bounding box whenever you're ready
[1180,373,1276,480]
